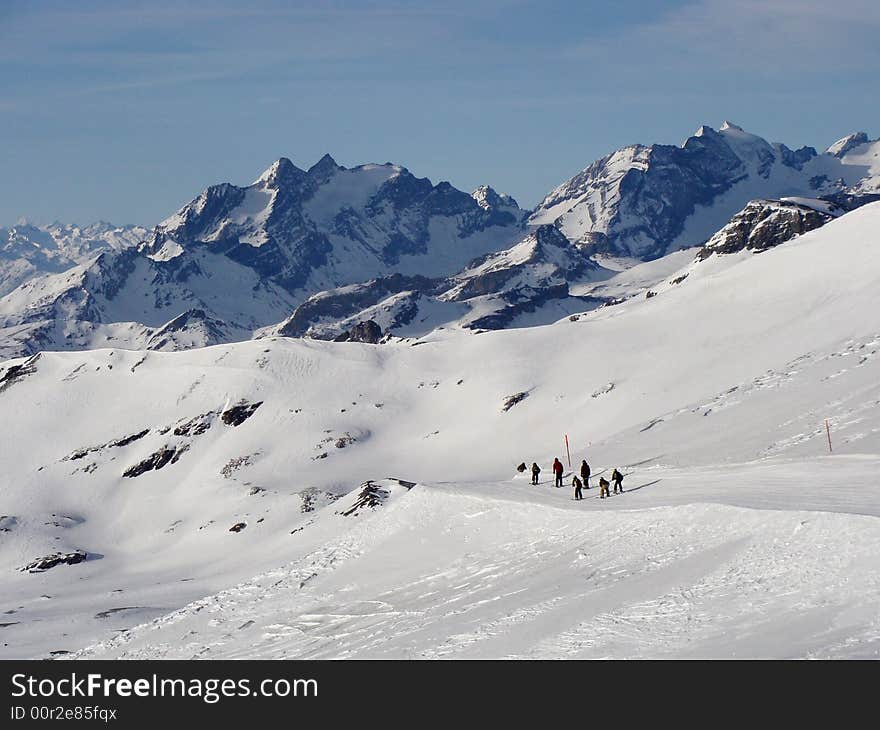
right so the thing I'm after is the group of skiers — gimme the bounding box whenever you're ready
[526,459,624,500]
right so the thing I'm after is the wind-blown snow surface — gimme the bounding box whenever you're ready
[2,204,880,659]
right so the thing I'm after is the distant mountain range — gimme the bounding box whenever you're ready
[0,221,148,297]
[1,123,878,359]
[529,123,880,260]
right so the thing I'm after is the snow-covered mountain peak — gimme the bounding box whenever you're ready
[693,124,713,138]
[306,153,342,181]
[254,157,308,189]
[1,155,528,358]
[471,185,520,212]
[529,122,880,260]
[826,132,870,158]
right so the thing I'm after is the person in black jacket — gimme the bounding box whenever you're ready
[573,475,584,500]
[531,462,541,485]
[580,460,591,489]
[612,468,624,494]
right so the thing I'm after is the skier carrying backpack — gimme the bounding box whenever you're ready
[599,476,611,499]
[552,458,564,487]
[573,474,584,500]
[612,468,624,494]
[580,460,591,489]
[531,462,541,485]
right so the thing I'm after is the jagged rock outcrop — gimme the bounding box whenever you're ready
[696,199,837,260]
[21,551,88,573]
[333,320,384,344]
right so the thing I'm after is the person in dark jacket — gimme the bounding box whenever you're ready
[599,476,611,499]
[573,474,584,500]
[531,462,541,485]
[612,468,624,494]
[552,458,564,487]
[580,460,591,489]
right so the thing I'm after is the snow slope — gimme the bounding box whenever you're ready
[2,203,880,659]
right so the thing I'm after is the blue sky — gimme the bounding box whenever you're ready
[1,0,878,226]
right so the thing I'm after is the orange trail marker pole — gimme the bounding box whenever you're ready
[825,419,833,454]
[564,434,571,469]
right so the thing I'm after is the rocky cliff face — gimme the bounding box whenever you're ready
[262,225,613,340]
[696,199,837,260]
[529,122,879,260]
[146,155,527,292]
[0,157,527,358]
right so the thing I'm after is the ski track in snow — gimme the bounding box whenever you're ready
[69,479,880,660]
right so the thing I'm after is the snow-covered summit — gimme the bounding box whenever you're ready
[0,156,527,359]
[471,185,521,213]
[529,123,879,260]
[826,132,871,158]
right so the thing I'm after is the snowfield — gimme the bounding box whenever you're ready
[1,203,880,659]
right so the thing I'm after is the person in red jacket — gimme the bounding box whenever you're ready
[552,457,564,487]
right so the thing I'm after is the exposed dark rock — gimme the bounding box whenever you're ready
[390,478,417,489]
[696,199,834,260]
[111,429,151,448]
[333,320,383,344]
[94,606,155,619]
[221,401,263,426]
[66,428,150,461]
[819,191,880,213]
[276,274,437,338]
[299,487,339,513]
[173,412,214,436]
[229,522,247,533]
[339,481,391,516]
[221,454,256,478]
[122,444,189,478]
[516,462,527,472]
[502,391,530,412]
[0,353,41,394]
[21,550,88,573]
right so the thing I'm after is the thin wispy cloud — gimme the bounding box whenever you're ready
[1,1,877,225]
[567,0,880,72]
